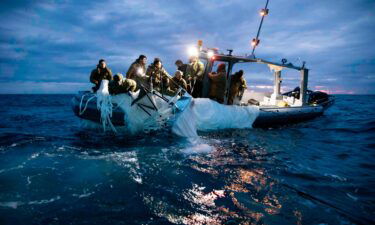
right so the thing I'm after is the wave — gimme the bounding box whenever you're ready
[0,133,46,150]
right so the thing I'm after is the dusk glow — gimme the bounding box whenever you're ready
[0,0,374,94]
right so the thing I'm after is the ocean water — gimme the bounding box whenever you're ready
[0,94,374,225]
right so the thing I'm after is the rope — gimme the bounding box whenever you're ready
[96,80,117,133]
[79,93,96,116]
[98,94,117,133]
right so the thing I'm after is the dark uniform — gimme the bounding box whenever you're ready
[109,74,137,95]
[90,66,113,92]
[188,60,205,98]
[208,71,226,103]
[178,64,189,80]
[146,64,171,93]
[228,72,247,105]
[126,60,147,90]
[170,76,187,94]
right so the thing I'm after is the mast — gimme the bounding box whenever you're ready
[251,0,270,56]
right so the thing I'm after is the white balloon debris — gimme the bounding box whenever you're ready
[94,80,259,137]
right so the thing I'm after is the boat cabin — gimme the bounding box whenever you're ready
[195,48,309,107]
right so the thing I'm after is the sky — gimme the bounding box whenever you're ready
[0,0,374,94]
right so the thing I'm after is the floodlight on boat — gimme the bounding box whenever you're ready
[188,46,199,57]
[207,50,214,59]
[136,68,144,75]
[251,38,260,47]
[260,8,269,16]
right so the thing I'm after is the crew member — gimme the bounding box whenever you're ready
[228,70,247,105]
[208,63,227,103]
[146,58,171,93]
[175,59,190,92]
[109,73,137,95]
[126,55,148,90]
[90,59,113,92]
[187,56,204,98]
[175,60,189,79]
[169,70,187,95]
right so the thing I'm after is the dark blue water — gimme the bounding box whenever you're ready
[0,94,374,225]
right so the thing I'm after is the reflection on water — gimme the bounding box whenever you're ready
[182,141,284,224]
[0,95,374,224]
[129,138,288,224]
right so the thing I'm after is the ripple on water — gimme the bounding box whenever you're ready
[0,95,374,224]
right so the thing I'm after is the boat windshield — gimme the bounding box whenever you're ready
[231,62,271,93]
[232,62,262,77]
[231,61,301,94]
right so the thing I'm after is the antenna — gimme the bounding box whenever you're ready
[251,0,270,57]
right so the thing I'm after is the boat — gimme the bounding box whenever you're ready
[72,1,334,133]
[71,42,334,132]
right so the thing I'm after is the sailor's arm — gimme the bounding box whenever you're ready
[196,62,205,79]
[107,69,113,80]
[185,64,192,80]
[208,72,219,81]
[126,64,135,79]
[181,79,188,90]
[241,78,247,89]
[145,66,152,77]
[162,68,172,79]
[90,70,98,84]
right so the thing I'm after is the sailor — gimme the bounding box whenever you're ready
[126,55,148,90]
[187,56,204,98]
[208,63,227,103]
[146,58,171,93]
[90,59,113,92]
[109,73,137,95]
[169,70,187,95]
[175,59,191,93]
[175,60,189,79]
[228,70,247,105]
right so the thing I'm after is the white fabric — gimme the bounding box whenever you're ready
[96,80,117,132]
[192,98,259,131]
[172,98,259,136]
[95,84,259,136]
[171,102,198,138]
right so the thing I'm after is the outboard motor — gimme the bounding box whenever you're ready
[283,87,302,99]
[283,87,329,105]
[308,91,329,104]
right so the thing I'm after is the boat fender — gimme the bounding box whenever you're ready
[248,99,259,106]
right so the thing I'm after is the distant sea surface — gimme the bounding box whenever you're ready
[0,94,374,225]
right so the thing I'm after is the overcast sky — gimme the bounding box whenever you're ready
[0,0,374,94]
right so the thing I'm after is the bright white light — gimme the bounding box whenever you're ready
[207,50,214,58]
[137,68,144,76]
[188,46,198,57]
[260,9,268,16]
[251,38,259,47]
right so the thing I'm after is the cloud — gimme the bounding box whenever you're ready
[0,81,91,94]
[0,0,374,94]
